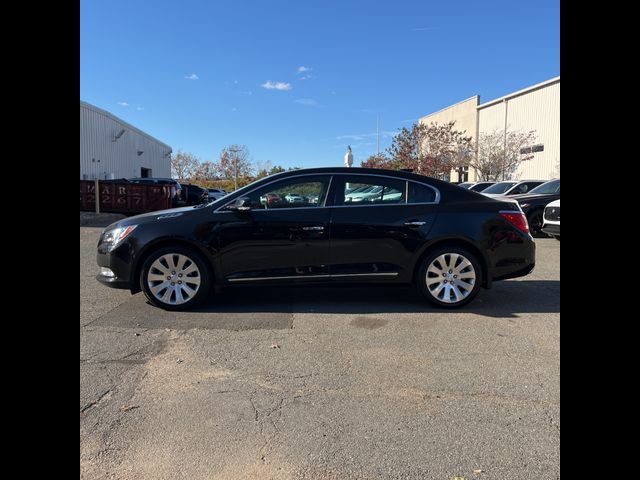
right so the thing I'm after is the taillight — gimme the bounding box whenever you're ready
[500,211,530,234]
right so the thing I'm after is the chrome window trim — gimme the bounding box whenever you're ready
[214,172,440,213]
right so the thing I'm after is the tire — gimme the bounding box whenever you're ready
[140,245,212,311]
[527,210,548,238]
[416,247,482,308]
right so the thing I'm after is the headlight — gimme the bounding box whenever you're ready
[102,225,137,251]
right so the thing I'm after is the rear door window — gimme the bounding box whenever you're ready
[336,176,406,206]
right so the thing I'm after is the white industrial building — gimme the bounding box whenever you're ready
[419,76,560,182]
[80,101,172,180]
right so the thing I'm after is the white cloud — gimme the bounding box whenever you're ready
[261,81,292,91]
[295,98,324,108]
[184,73,199,80]
[117,101,129,107]
[297,66,312,73]
[300,75,314,81]
[136,106,144,111]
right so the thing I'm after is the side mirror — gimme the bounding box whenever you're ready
[227,196,252,211]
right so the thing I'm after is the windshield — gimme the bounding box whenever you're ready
[529,179,560,194]
[482,181,516,194]
[457,182,473,189]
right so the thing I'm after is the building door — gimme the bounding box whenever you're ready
[141,167,152,178]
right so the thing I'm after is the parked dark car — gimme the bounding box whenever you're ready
[97,167,535,311]
[127,177,184,207]
[180,183,209,206]
[509,179,560,237]
[207,188,227,201]
[468,181,496,192]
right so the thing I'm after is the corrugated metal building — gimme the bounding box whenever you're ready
[80,101,172,180]
[419,76,560,182]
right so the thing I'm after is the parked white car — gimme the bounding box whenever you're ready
[482,180,545,198]
[285,193,305,204]
[541,199,560,240]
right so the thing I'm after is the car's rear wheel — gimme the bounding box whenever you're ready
[140,246,212,311]
[417,247,482,308]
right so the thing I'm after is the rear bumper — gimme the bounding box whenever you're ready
[490,235,536,283]
[492,262,536,281]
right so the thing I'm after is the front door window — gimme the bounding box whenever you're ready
[236,176,330,209]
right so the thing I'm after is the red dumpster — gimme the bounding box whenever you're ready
[80,180,173,214]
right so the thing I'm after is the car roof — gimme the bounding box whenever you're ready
[244,167,491,203]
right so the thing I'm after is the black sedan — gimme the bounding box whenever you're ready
[509,179,560,237]
[180,183,210,206]
[97,167,535,310]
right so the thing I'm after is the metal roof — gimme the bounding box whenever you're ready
[477,76,560,109]
[80,100,172,151]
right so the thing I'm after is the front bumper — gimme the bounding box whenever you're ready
[542,223,560,236]
[96,272,131,289]
[96,241,135,290]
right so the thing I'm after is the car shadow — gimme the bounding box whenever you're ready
[90,280,558,331]
[194,280,559,317]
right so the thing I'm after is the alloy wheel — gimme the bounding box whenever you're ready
[425,253,476,304]
[147,253,201,305]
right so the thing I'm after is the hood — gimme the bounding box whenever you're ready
[482,193,506,198]
[509,193,557,203]
[108,205,201,229]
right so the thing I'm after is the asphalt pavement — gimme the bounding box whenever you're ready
[80,226,559,480]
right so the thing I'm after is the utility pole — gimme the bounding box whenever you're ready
[502,99,508,181]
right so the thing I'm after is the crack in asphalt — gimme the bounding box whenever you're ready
[81,389,113,414]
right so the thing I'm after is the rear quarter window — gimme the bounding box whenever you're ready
[408,182,437,203]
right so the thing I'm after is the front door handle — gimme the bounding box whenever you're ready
[301,226,325,231]
[404,221,426,227]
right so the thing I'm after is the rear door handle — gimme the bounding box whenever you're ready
[301,226,325,231]
[404,221,426,227]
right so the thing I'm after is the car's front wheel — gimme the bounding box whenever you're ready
[140,246,212,311]
[417,247,482,308]
[528,210,549,238]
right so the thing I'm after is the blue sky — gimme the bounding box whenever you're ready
[80,0,559,170]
